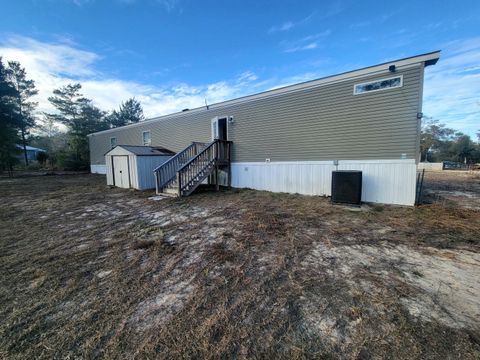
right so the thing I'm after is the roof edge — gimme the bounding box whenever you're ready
[89,50,441,137]
[104,144,175,156]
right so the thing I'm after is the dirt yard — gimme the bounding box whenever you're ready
[0,172,479,359]
[422,170,480,210]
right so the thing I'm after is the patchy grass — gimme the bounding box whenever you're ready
[0,173,479,359]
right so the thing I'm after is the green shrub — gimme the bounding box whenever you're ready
[56,151,89,171]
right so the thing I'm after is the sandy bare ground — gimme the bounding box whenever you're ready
[0,173,479,359]
[422,170,480,210]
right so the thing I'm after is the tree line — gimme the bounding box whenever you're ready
[420,118,480,165]
[0,57,144,173]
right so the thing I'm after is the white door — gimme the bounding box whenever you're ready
[211,116,228,141]
[211,117,219,140]
[113,156,130,188]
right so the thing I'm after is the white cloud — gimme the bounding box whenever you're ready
[285,42,318,53]
[349,12,397,31]
[423,38,480,137]
[68,0,181,11]
[268,12,316,33]
[237,70,258,83]
[282,30,330,53]
[0,35,101,116]
[1,35,99,77]
[269,21,295,33]
[0,35,262,120]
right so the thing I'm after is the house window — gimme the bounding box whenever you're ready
[354,75,403,95]
[110,137,117,148]
[142,131,151,146]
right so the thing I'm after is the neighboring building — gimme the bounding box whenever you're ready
[16,145,46,163]
[88,51,440,206]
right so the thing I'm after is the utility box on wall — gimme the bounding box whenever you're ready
[331,170,362,205]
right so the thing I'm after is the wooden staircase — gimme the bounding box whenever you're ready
[154,140,232,197]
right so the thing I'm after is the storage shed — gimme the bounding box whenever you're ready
[105,145,174,190]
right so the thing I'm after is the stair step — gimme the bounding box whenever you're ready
[163,187,179,196]
[156,141,230,197]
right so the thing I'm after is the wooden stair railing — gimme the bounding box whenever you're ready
[177,140,231,197]
[154,142,207,194]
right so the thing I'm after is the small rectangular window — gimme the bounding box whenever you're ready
[354,75,403,95]
[110,137,117,148]
[142,131,151,146]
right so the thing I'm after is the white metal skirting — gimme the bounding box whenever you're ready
[231,159,417,206]
[90,164,107,174]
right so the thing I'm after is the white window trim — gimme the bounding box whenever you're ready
[142,130,151,146]
[353,74,403,95]
[110,137,117,148]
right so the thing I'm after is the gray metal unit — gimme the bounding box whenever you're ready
[89,53,438,166]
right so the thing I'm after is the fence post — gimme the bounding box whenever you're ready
[228,142,232,189]
[177,172,182,197]
[418,169,425,205]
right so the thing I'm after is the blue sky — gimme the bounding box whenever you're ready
[0,0,479,137]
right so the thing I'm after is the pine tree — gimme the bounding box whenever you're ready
[7,61,38,165]
[46,83,89,127]
[108,97,145,128]
[46,83,109,169]
[0,58,22,175]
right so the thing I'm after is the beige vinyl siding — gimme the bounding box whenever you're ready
[89,64,423,165]
[89,116,212,164]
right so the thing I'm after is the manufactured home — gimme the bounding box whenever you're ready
[88,51,440,206]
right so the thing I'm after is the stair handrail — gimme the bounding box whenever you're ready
[177,139,231,172]
[177,139,231,196]
[153,142,205,172]
[177,140,215,172]
[154,141,207,191]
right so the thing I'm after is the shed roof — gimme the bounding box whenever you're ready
[16,145,46,152]
[105,145,175,156]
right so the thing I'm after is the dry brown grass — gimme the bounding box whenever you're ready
[0,173,479,359]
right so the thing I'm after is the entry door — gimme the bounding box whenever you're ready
[113,156,130,188]
[211,117,228,141]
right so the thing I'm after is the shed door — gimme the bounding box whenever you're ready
[112,156,130,188]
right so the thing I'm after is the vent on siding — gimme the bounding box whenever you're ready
[331,171,362,205]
